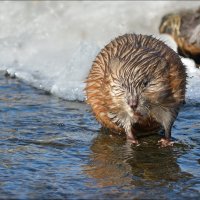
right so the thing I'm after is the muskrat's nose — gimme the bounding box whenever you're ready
[128,97,138,110]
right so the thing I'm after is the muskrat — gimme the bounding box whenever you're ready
[85,34,186,147]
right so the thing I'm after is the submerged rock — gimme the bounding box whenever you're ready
[159,7,200,66]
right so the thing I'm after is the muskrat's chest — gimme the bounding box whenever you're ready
[103,97,160,133]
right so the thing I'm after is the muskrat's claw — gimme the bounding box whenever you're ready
[158,138,174,147]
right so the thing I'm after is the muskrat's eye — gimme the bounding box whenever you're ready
[142,79,149,87]
[121,83,125,88]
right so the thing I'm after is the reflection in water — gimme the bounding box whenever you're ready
[84,128,191,190]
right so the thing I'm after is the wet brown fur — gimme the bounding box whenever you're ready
[85,34,186,138]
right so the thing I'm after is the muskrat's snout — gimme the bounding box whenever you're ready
[128,96,138,110]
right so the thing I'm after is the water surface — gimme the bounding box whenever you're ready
[0,72,199,199]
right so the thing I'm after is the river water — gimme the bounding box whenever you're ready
[0,72,199,199]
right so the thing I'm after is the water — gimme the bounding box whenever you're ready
[0,72,199,199]
[0,1,200,199]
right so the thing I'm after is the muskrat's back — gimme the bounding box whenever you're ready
[85,33,186,146]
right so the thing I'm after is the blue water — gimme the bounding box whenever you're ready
[0,71,200,199]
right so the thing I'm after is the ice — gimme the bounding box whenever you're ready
[182,58,200,102]
[0,1,199,102]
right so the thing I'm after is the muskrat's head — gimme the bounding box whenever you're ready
[108,50,176,124]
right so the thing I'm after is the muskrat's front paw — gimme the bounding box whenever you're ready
[158,138,174,147]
